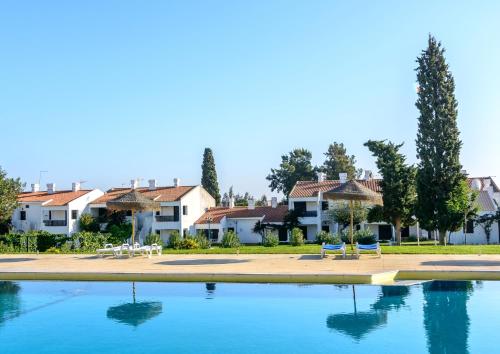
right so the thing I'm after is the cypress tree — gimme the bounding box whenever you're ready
[365,140,416,245]
[201,148,221,205]
[415,35,467,245]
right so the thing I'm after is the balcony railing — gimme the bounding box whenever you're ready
[43,220,68,227]
[298,211,317,217]
[155,215,178,222]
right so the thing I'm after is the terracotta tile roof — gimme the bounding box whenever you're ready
[17,190,94,206]
[290,177,499,198]
[195,205,288,224]
[476,191,497,212]
[91,186,196,204]
[290,179,382,198]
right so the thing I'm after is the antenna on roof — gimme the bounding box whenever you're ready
[38,170,48,185]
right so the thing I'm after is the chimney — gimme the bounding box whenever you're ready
[317,172,326,183]
[461,169,468,176]
[364,170,372,180]
[31,183,40,193]
[130,179,139,189]
[484,178,494,198]
[148,179,157,190]
[47,183,56,194]
[247,198,255,210]
[173,178,180,187]
[72,182,81,192]
[229,196,235,209]
[339,173,348,184]
[271,197,278,208]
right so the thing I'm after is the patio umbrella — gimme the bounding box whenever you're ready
[326,311,388,341]
[106,282,163,327]
[323,180,383,249]
[106,190,159,246]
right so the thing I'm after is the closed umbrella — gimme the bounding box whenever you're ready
[106,190,159,246]
[323,180,382,250]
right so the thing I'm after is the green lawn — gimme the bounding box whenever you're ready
[161,243,500,255]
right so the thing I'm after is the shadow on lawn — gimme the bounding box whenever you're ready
[157,258,249,266]
[0,258,35,263]
[421,260,500,267]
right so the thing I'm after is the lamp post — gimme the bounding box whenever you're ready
[207,217,213,241]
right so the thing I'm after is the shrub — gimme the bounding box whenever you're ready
[46,247,61,254]
[106,223,131,245]
[194,232,211,249]
[31,231,69,252]
[79,213,100,232]
[407,235,418,242]
[315,231,340,245]
[72,232,108,252]
[290,228,304,246]
[263,232,279,247]
[221,231,240,248]
[341,229,376,245]
[167,230,182,249]
[181,236,199,249]
[145,233,163,246]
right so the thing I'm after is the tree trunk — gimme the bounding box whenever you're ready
[439,229,446,245]
[395,218,402,246]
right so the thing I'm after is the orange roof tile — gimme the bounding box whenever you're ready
[195,205,288,224]
[91,186,196,204]
[17,190,94,206]
[290,177,499,198]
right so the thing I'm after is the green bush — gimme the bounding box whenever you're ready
[315,231,341,245]
[72,231,108,252]
[194,233,211,249]
[79,213,100,232]
[145,233,163,246]
[407,235,418,242]
[221,231,240,248]
[106,223,131,245]
[46,247,61,254]
[290,227,304,246]
[181,236,199,249]
[30,231,69,252]
[263,232,279,247]
[167,230,182,249]
[341,229,376,245]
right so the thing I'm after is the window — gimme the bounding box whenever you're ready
[126,210,132,217]
[155,230,160,235]
[71,210,78,220]
[466,220,474,234]
[20,210,26,220]
[321,201,329,211]
[183,205,188,216]
[26,205,30,209]
[155,211,160,216]
[322,225,330,232]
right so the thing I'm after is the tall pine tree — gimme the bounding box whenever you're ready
[321,142,361,180]
[365,140,416,245]
[415,35,467,244]
[201,148,221,205]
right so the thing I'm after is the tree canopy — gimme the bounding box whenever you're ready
[364,140,416,245]
[0,166,23,228]
[201,148,221,205]
[415,35,468,244]
[321,142,361,180]
[266,148,316,197]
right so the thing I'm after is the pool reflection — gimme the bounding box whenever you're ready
[106,282,163,327]
[0,281,21,327]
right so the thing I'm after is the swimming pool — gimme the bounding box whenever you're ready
[0,280,498,353]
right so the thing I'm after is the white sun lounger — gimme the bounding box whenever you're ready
[321,242,346,258]
[355,242,381,258]
[137,243,163,257]
[97,243,129,257]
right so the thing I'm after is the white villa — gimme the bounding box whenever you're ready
[12,183,104,235]
[194,197,288,243]
[289,172,500,244]
[88,178,215,243]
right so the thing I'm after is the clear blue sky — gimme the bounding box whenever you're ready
[2,1,499,197]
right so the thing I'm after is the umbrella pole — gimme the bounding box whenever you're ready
[349,200,354,253]
[131,210,135,246]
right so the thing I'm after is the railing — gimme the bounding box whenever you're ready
[299,211,317,217]
[43,220,67,227]
[155,215,178,222]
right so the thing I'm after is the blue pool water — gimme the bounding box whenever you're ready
[1,280,499,353]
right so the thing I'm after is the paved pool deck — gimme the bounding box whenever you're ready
[2,253,500,284]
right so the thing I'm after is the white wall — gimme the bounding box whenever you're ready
[180,186,215,235]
